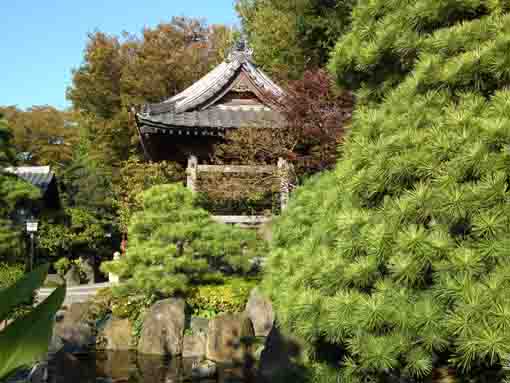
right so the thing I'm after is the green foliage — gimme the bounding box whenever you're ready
[114,157,183,233]
[0,264,65,380]
[187,277,259,318]
[0,118,40,262]
[237,0,355,79]
[88,287,156,347]
[53,258,70,276]
[0,118,16,167]
[39,207,110,258]
[266,1,510,381]
[0,263,24,290]
[0,106,78,167]
[102,184,265,298]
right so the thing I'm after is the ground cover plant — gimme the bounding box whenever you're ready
[265,1,510,382]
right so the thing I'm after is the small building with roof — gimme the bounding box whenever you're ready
[4,166,60,220]
[134,42,286,164]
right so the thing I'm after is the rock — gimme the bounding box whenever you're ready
[64,265,81,287]
[99,317,133,351]
[190,316,209,334]
[183,332,207,358]
[257,325,304,383]
[138,298,185,356]
[205,313,254,364]
[189,359,217,380]
[79,256,95,284]
[53,303,94,353]
[245,288,274,337]
[62,302,90,323]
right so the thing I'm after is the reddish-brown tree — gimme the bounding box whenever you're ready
[213,69,354,176]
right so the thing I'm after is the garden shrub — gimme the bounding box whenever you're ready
[0,263,24,290]
[187,277,259,318]
[265,1,510,382]
[88,287,157,347]
[102,184,265,298]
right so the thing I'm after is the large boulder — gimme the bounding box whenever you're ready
[99,317,133,351]
[190,316,209,334]
[245,288,274,337]
[183,332,207,359]
[138,298,185,356]
[184,359,217,381]
[53,303,94,353]
[206,313,254,364]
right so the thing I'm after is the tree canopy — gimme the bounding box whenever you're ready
[0,106,78,168]
[66,18,234,166]
[237,0,354,79]
[0,117,39,261]
[265,1,510,381]
[102,184,265,298]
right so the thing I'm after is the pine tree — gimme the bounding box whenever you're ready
[102,184,265,298]
[266,1,510,381]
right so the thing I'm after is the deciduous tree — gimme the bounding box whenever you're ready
[236,0,354,79]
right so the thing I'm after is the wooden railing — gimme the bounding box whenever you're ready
[186,155,292,225]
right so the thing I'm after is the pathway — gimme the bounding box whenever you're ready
[37,282,112,306]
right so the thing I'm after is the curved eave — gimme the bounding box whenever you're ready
[141,54,285,116]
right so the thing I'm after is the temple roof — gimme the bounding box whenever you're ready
[4,166,55,193]
[136,48,285,134]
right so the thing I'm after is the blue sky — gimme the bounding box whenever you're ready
[0,1,239,110]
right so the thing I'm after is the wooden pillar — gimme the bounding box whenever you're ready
[278,157,290,211]
[187,155,198,193]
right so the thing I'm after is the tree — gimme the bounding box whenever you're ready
[67,18,234,166]
[113,157,183,234]
[213,69,353,176]
[0,117,39,262]
[102,184,265,298]
[0,106,78,168]
[236,0,354,79]
[265,2,510,382]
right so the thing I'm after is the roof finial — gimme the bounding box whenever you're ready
[227,35,253,63]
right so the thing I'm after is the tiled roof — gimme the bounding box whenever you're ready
[138,106,284,130]
[4,166,55,192]
[137,51,285,131]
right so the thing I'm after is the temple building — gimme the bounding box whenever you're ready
[134,43,285,164]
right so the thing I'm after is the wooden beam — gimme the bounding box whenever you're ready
[197,165,276,174]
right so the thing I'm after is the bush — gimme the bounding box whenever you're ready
[0,263,24,290]
[187,277,259,318]
[266,2,510,382]
[88,287,157,347]
[102,184,266,298]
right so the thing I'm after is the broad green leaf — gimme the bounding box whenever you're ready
[0,264,49,322]
[0,285,65,379]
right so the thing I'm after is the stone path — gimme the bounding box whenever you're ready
[37,282,112,306]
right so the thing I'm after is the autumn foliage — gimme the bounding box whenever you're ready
[214,69,354,176]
